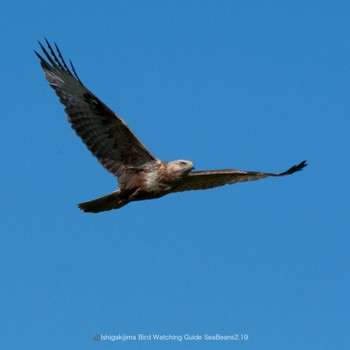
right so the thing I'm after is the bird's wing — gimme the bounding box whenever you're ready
[172,161,307,193]
[35,39,157,179]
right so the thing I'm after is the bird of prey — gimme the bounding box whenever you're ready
[35,39,307,213]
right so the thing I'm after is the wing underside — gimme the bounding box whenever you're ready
[172,160,307,193]
[35,39,157,178]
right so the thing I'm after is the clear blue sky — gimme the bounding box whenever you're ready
[1,0,349,349]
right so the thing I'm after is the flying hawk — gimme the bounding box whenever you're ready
[35,40,307,213]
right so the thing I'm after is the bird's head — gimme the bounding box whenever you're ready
[168,160,194,177]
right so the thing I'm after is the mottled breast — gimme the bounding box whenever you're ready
[144,170,171,192]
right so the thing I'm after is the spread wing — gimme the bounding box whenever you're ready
[172,161,307,193]
[35,39,157,179]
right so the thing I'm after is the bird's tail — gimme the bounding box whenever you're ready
[77,190,127,213]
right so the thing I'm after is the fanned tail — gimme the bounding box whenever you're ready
[77,190,127,213]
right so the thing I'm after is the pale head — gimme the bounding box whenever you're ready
[167,160,194,176]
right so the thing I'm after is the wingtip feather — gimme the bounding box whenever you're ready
[279,160,308,176]
[35,38,83,84]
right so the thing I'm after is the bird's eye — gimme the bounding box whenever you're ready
[179,161,187,167]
